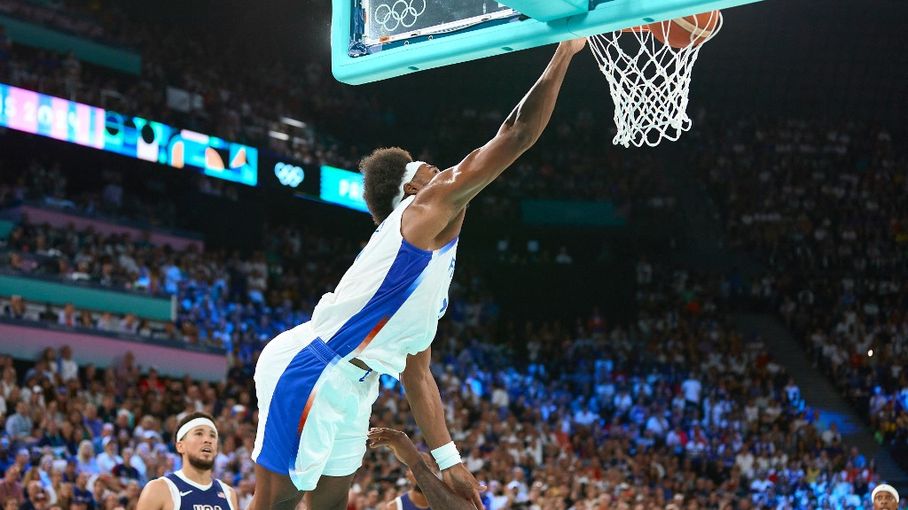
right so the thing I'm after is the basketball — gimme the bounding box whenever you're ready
[649,10,721,48]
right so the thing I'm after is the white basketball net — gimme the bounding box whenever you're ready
[589,11,723,148]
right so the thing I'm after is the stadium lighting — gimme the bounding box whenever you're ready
[281,117,307,128]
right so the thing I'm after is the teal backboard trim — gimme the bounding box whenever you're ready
[332,0,762,85]
[499,0,589,22]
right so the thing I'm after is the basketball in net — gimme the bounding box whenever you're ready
[589,10,723,148]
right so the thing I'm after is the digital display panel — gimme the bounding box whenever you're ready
[0,83,258,186]
[262,155,369,214]
[320,165,369,213]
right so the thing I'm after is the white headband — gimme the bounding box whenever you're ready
[390,161,425,210]
[872,484,899,503]
[176,418,218,442]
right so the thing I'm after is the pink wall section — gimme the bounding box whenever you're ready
[0,322,226,382]
[15,205,204,251]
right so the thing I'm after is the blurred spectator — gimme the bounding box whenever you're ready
[0,465,23,507]
[5,402,32,444]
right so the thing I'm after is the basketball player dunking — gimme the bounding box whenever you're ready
[137,412,239,510]
[249,38,587,510]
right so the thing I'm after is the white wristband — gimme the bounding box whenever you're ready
[431,441,462,471]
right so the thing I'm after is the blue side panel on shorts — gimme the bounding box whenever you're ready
[327,239,432,354]
[256,338,336,475]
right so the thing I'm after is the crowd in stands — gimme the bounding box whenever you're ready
[0,0,679,222]
[0,0,367,170]
[0,0,135,48]
[692,117,908,468]
[0,2,904,507]
[0,251,895,509]
[1,217,323,351]
[0,153,193,231]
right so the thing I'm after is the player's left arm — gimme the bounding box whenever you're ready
[401,348,485,509]
[401,348,451,448]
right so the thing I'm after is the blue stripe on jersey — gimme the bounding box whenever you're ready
[258,240,432,476]
[438,236,458,255]
[326,239,432,354]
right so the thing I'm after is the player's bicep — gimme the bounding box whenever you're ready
[433,131,531,207]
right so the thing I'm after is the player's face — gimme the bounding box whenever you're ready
[178,426,218,470]
[414,163,441,186]
[874,492,897,510]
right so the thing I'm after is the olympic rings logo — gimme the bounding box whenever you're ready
[374,0,426,32]
[274,162,304,188]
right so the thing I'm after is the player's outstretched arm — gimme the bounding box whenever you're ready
[426,38,586,210]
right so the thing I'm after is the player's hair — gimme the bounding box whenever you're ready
[360,147,413,225]
[174,411,216,444]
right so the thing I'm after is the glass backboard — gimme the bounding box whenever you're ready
[360,1,517,47]
[331,0,763,85]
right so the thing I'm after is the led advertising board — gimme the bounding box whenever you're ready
[0,82,258,186]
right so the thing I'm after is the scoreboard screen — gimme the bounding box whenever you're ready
[0,82,258,186]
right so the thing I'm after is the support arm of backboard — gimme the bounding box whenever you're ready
[497,0,590,22]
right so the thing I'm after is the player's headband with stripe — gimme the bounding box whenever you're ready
[391,161,425,210]
[872,484,899,503]
[176,418,218,442]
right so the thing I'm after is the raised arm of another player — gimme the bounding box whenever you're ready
[369,428,477,510]
[420,39,585,213]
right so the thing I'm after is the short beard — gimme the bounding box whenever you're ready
[186,453,214,471]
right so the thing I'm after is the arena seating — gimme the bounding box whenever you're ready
[692,118,908,471]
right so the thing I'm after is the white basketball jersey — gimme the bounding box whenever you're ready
[309,196,458,376]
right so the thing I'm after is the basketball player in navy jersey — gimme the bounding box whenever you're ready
[382,452,437,510]
[136,412,239,510]
[249,38,587,510]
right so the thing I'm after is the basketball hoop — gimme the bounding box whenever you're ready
[589,11,723,148]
